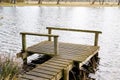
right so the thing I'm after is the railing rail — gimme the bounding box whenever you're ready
[46,27,102,46]
[20,32,59,55]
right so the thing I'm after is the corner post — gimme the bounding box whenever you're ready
[21,34,28,66]
[94,32,99,46]
[54,36,59,55]
[48,28,52,41]
[22,34,26,52]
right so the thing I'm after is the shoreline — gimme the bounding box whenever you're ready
[0,2,120,7]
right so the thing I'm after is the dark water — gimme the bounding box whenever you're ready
[0,7,120,80]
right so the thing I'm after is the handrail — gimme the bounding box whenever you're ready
[20,32,59,55]
[20,32,59,37]
[46,27,102,46]
[46,27,102,34]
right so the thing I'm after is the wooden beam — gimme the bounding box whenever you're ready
[20,32,59,55]
[20,32,58,37]
[47,27,102,46]
[46,27,102,34]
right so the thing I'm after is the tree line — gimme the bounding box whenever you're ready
[0,0,120,5]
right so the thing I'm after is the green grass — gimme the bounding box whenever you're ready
[0,54,22,80]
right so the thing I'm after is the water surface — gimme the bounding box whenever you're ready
[0,7,120,80]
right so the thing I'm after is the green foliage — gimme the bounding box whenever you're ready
[0,55,21,80]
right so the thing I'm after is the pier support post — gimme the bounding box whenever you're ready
[63,68,69,80]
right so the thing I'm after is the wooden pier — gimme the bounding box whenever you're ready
[18,27,102,80]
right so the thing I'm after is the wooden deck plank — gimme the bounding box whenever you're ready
[45,61,68,67]
[21,74,49,80]
[32,68,57,76]
[20,41,99,80]
[19,78,29,80]
[33,68,62,79]
[26,71,55,80]
[27,41,99,61]
[36,66,62,72]
[48,60,71,65]
[41,64,64,70]
[52,57,72,62]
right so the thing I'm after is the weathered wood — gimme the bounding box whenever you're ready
[20,33,59,66]
[20,33,59,55]
[46,27,102,34]
[47,27,102,46]
[37,66,62,72]
[52,57,72,62]
[19,27,101,80]
[24,56,73,80]
[21,74,49,80]
[48,28,52,41]
[19,77,29,80]
[36,66,63,80]
[26,71,55,80]
[49,60,70,65]
[94,32,99,46]
[20,32,59,37]
[21,34,27,65]
[21,34,26,52]
[27,41,99,62]
[32,69,62,80]
[63,68,69,80]
[54,36,59,55]
[45,61,68,67]
[43,64,63,70]
[32,68,57,76]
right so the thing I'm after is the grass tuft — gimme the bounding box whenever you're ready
[0,54,22,80]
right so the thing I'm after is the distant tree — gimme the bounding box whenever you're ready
[101,0,104,5]
[38,0,42,4]
[91,0,103,4]
[118,0,120,5]
[0,0,1,3]
[91,0,96,4]
[11,0,16,4]
[57,0,60,4]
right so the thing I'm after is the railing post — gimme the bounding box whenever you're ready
[54,36,59,55]
[21,34,28,66]
[48,28,52,41]
[94,33,99,46]
[22,34,26,52]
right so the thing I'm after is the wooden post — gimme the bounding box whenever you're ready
[22,34,26,52]
[21,34,27,66]
[63,69,69,80]
[94,32,99,46]
[48,28,52,41]
[54,36,58,55]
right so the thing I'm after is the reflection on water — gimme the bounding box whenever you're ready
[0,7,120,80]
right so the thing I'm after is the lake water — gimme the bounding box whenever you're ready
[0,7,120,80]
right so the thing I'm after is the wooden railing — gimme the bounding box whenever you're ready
[20,32,59,55]
[46,27,102,46]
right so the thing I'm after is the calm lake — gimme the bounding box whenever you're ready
[0,7,120,80]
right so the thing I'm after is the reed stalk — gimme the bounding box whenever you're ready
[0,54,22,80]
